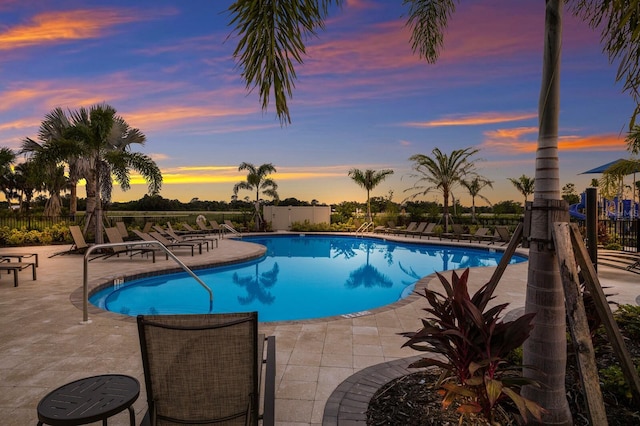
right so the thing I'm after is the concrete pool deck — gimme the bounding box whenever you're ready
[1,234,638,425]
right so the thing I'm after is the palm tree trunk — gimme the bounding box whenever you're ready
[366,188,372,222]
[44,192,62,217]
[471,197,476,223]
[443,191,449,232]
[85,172,98,238]
[522,2,572,424]
[69,181,78,219]
[94,162,103,244]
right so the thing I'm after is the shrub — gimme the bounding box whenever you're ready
[614,305,640,340]
[600,363,640,403]
[604,242,623,251]
[0,224,72,246]
[401,269,545,424]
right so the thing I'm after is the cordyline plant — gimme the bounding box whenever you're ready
[401,268,546,424]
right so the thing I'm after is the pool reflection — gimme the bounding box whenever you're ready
[90,235,526,321]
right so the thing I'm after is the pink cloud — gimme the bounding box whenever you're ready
[405,112,537,128]
[0,8,176,50]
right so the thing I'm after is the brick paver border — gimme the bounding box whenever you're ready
[322,355,423,425]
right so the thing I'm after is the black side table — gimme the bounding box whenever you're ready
[37,374,140,426]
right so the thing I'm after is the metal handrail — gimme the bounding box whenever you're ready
[82,241,213,324]
[221,223,241,237]
[355,221,374,234]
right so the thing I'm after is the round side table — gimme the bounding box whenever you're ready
[37,374,140,426]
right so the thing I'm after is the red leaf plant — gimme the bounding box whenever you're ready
[401,268,547,424]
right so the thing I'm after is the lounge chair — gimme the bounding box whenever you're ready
[195,220,213,234]
[137,312,276,426]
[397,222,418,236]
[495,226,512,246]
[418,222,437,239]
[463,227,499,244]
[384,221,401,234]
[150,232,204,255]
[182,223,209,235]
[132,230,202,256]
[115,221,130,239]
[405,222,427,238]
[440,224,465,241]
[164,227,218,251]
[49,225,91,257]
[103,227,159,262]
[142,222,154,233]
[372,225,387,233]
[209,220,225,237]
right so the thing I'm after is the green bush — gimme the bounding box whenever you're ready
[604,242,623,250]
[614,305,640,340]
[0,224,71,246]
[599,362,640,403]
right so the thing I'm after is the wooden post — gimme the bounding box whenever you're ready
[485,223,523,297]
[569,223,640,405]
[552,222,608,425]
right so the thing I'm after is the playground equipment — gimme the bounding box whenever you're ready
[569,193,639,221]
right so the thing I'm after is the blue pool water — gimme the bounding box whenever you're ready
[90,234,526,322]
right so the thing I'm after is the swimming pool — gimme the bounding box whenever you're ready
[90,234,526,322]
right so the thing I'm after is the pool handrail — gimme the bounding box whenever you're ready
[355,221,374,234]
[221,222,242,237]
[82,241,213,323]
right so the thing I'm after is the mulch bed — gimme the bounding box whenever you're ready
[367,325,640,425]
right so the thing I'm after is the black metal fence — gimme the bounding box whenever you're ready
[0,215,77,231]
[598,218,639,252]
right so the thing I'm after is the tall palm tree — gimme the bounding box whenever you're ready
[348,168,394,222]
[233,162,279,231]
[405,147,479,232]
[227,1,640,423]
[65,104,163,243]
[508,174,535,206]
[37,107,84,218]
[461,176,493,223]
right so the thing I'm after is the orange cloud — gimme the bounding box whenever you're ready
[558,134,627,152]
[0,9,154,50]
[483,126,539,152]
[481,127,627,155]
[405,112,537,128]
[124,105,257,131]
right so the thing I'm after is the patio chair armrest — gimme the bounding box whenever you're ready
[262,335,276,426]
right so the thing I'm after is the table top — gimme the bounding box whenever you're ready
[37,374,140,425]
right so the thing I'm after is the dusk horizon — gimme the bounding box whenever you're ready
[1,0,635,207]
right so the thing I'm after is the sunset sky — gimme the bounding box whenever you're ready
[0,0,635,207]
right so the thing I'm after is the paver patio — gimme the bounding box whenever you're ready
[1,235,637,425]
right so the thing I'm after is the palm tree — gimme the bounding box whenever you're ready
[227,2,640,423]
[65,104,163,243]
[233,162,279,231]
[0,147,16,207]
[405,147,479,232]
[348,168,394,222]
[461,176,493,223]
[21,135,72,217]
[35,107,83,218]
[508,174,535,207]
[13,160,42,214]
[626,126,640,154]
